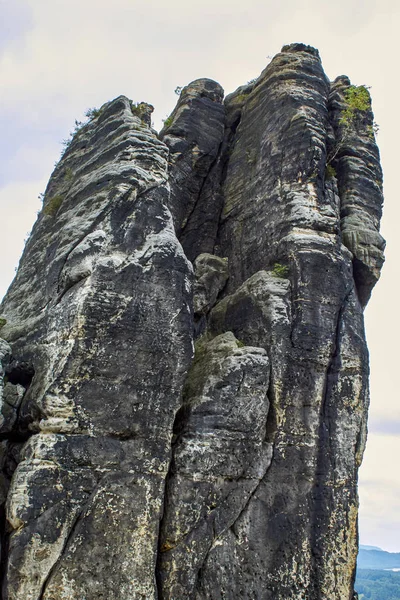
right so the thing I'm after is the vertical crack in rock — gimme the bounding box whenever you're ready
[176,144,222,237]
[160,78,236,262]
[36,503,83,600]
[310,289,352,596]
[157,332,272,599]
[154,404,188,600]
[0,42,384,600]
[0,342,37,599]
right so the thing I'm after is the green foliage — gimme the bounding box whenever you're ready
[339,85,371,129]
[328,84,376,165]
[85,107,101,120]
[130,102,152,125]
[43,194,63,217]
[325,164,337,179]
[61,119,85,154]
[60,106,102,159]
[236,339,245,348]
[355,568,400,600]
[64,167,74,182]
[0,318,7,330]
[130,102,142,115]
[236,93,247,103]
[271,263,289,278]
[367,122,380,139]
[345,85,370,111]
[162,116,173,128]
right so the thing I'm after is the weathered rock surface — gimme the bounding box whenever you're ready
[160,79,225,261]
[328,76,385,306]
[193,253,229,317]
[158,332,272,598]
[0,96,193,599]
[0,43,384,599]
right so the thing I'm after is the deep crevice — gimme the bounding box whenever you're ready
[178,146,223,237]
[155,405,183,600]
[5,361,34,388]
[310,289,352,597]
[0,437,29,598]
[0,430,32,444]
[0,357,36,598]
[0,502,8,600]
[179,106,243,263]
[37,501,88,600]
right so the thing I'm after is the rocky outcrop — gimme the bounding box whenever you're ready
[160,79,225,261]
[328,76,385,306]
[0,96,193,599]
[0,43,384,599]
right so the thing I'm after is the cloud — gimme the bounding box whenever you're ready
[359,433,400,552]
[0,180,43,300]
[1,0,399,552]
[0,0,33,52]
[369,420,400,435]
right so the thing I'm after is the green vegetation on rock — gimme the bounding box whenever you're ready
[328,84,377,166]
[235,93,248,104]
[339,85,370,128]
[337,84,379,139]
[43,194,63,217]
[325,164,337,179]
[60,118,86,156]
[131,102,143,114]
[162,116,173,128]
[85,107,102,120]
[271,263,289,278]
[65,167,74,182]
[59,106,103,160]
[367,123,380,139]
[0,318,7,330]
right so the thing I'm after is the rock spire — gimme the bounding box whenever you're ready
[0,43,384,599]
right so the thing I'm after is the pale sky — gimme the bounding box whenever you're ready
[1,0,398,552]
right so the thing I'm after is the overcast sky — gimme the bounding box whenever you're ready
[1,0,398,552]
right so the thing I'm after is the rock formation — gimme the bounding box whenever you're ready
[0,43,384,599]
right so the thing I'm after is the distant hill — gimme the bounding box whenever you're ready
[356,547,400,598]
[358,548,400,570]
[360,545,383,552]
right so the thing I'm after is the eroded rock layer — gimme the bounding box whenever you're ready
[0,43,384,599]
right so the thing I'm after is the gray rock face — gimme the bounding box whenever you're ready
[193,253,229,316]
[0,43,384,599]
[158,332,272,598]
[160,79,225,261]
[328,76,385,306]
[0,96,193,600]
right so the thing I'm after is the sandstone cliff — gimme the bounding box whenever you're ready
[0,43,384,599]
